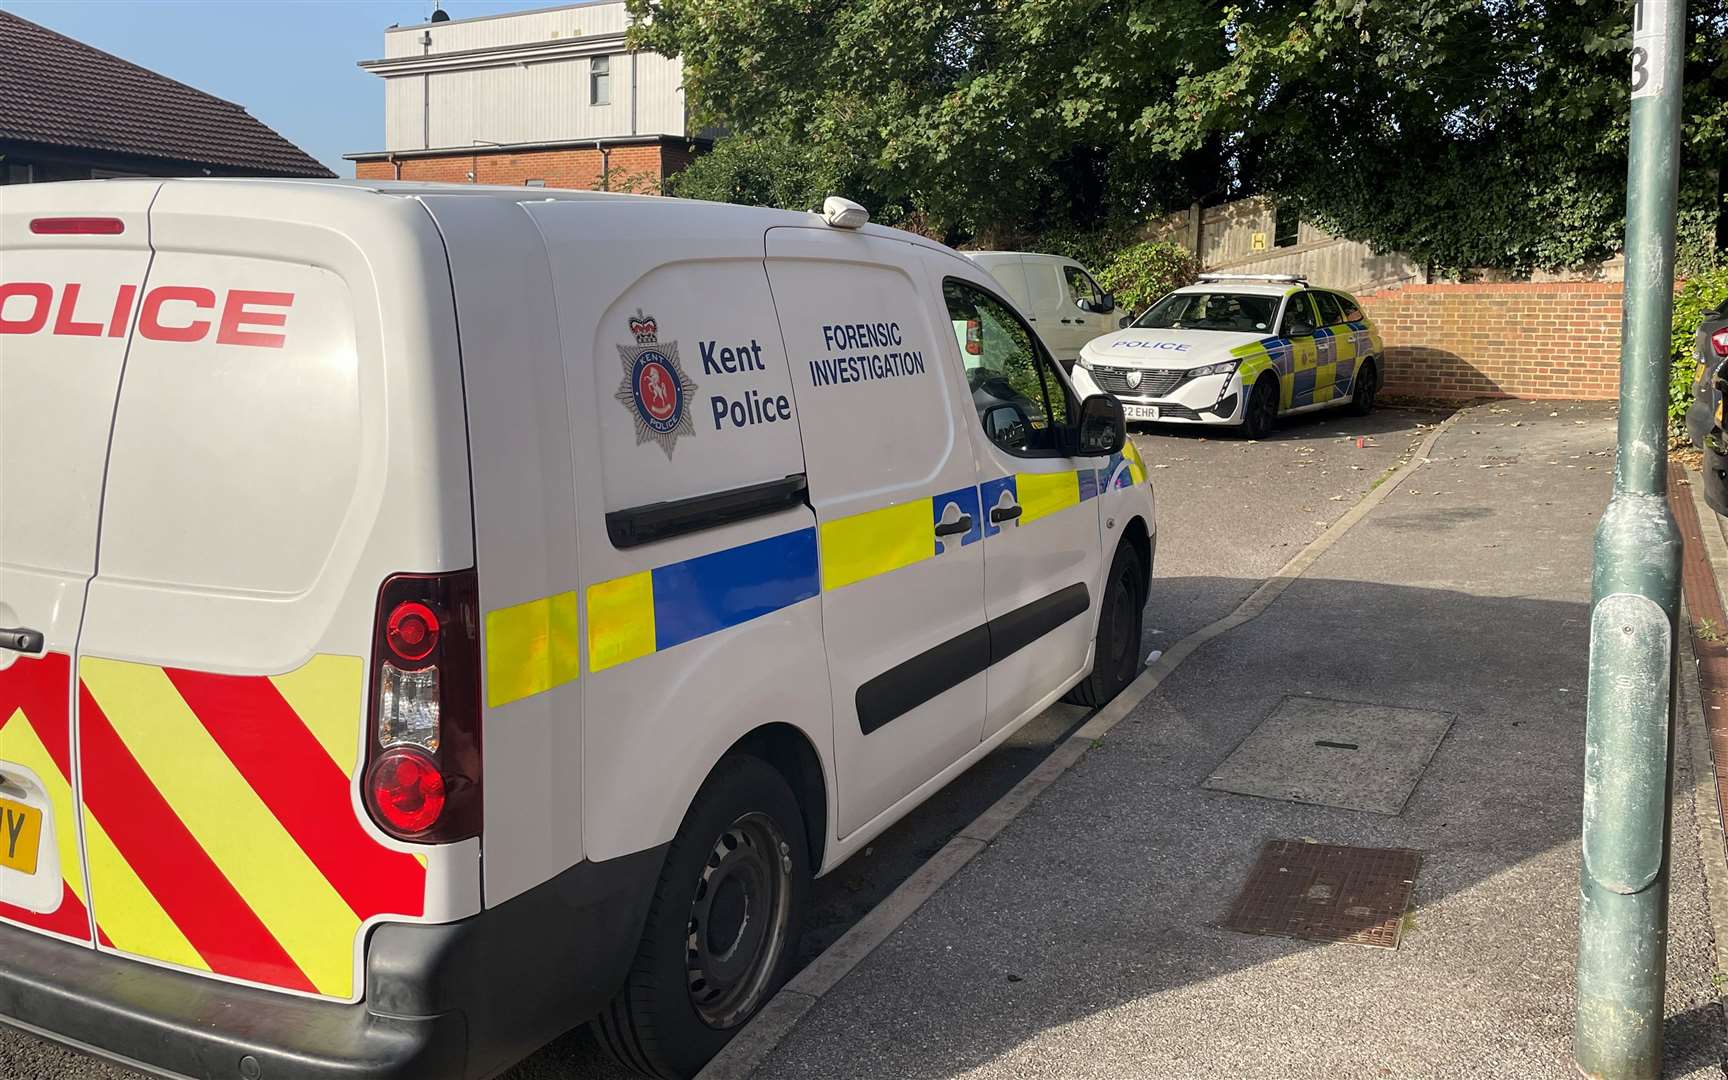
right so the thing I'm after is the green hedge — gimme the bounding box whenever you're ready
[1670,268,1728,438]
[1096,241,1201,317]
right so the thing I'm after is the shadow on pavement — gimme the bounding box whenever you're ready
[746,571,1723,1080]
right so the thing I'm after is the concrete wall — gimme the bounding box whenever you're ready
[1359,282,1623,401]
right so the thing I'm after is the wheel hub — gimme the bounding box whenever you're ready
[685,812,793,1028]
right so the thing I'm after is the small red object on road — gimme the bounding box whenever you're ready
[1356,437,1366,449]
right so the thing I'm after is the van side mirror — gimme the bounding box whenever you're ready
[1071,394,1125,457]
[1098,292,1116,313]
[1077,293,1116,315]
[982,403,1032,449]
[1117,314,1133,329]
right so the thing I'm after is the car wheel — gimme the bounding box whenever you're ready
[593,754,809,1079]
[1238,376,1278,440]
[1064,541,1146,708]
[1348,359,1379,416]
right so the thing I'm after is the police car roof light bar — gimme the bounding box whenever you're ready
[1196,272,1309,285]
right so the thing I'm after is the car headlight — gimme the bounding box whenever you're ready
[1076,354,1095,370]
[1185,359,1240,380]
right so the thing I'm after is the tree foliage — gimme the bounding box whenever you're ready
[632,0,1728,272]
[1670,267,1728,435]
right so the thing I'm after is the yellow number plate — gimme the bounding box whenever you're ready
[0,797,43,875]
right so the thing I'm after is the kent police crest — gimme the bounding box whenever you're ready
[614,309,697,458]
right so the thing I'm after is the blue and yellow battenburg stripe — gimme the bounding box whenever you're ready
[487,453,1150,690]
[1231,321,1381,410]
[586,529,822,673]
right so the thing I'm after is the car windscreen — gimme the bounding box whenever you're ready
[1132,292,1278,334]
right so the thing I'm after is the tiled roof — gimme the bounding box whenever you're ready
[0,9,333,177]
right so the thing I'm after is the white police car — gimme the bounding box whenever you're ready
[1076,275,1385,439]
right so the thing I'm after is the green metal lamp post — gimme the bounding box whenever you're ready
[1574,1,1688,1077]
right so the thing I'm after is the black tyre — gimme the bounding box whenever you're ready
[593,755,810,1079]
[1238,376,1279,439]
[1065,541,1147,708]
[1348,359,1379,416]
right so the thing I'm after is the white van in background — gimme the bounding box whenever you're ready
[0,181,1155,1080]
[962,251,1118,366]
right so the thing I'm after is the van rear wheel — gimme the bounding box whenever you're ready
[1064,542,1146,708]
[593,754,809,1079]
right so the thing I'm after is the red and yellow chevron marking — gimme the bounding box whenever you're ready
[0,652,95,945]
[78,654,426,999]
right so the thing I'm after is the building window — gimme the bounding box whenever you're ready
[590,55,611,106]
[524,179,546,187]
[1273,205,1300,248]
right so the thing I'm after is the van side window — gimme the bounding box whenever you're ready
[1062,265,1103,308]
[944,279,1072,455]
[1310,290,1347,327]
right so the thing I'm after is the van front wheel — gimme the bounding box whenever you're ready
[1064,542,1146,708]
[593,755,810,1079]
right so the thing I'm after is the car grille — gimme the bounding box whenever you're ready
[1159,403,1202,420]
[1091,366,1186,397]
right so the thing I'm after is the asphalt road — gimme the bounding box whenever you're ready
[0,403,1453,1080]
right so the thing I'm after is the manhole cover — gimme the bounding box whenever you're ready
[1221,840,1421,949]
[1203,695,1453,815]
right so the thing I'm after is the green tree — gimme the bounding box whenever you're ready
[632,0,1728,271]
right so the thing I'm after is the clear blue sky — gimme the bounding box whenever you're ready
[0,0,562,175]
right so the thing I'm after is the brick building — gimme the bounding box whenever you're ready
[0,10,330,184]
[347,2,707,192]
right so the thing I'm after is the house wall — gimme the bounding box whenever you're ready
[369,3,685,152]
[354,143,678,192]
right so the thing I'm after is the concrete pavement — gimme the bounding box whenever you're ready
[743,401,1728,1079]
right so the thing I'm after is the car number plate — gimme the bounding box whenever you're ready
[0,796,42,876]
[1123,404,1160,421]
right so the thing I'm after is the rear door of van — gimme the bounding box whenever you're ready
[0,182,157,945]
[67,182,472,1002]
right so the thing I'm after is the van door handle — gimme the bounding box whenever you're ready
[0,627,45,654]
[935,514,973,537]
[989,505,1023,524]
[1061,318,1075,324]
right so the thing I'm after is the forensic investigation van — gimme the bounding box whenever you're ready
[0,180,1156,1080]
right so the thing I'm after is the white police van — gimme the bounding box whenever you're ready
[0,180,1156,1079]
[1077,274,1385,439]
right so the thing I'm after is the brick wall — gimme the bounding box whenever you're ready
[354,144,689,193]
[1358,281,1623,400]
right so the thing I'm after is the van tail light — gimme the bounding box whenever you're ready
[29,217,125,235]
[1712,327,1728,358]
[364,570,481,843]
[965,319,983,355]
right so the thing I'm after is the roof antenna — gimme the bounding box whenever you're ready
[430,4,450,22]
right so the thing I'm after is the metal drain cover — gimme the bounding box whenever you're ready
[1221,840,1421,949]
[1203,695,1453,815]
